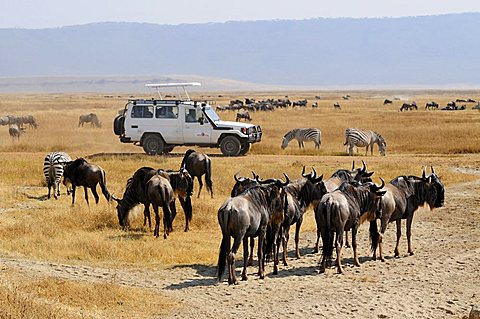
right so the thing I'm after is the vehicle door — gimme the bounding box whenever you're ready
[124,104,155,141]
[183,107,213,144]
[153,104,183,144]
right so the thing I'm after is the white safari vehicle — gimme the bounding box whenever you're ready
[113,82,262,156]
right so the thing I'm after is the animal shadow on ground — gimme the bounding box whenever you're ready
[108,228,148,241]
[25,193,49,201]
[165,264,218,290]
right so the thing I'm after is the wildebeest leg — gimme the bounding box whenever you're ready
[335,228,344,274]
[91,186,100,204]
[242,237,249,281]
[257,232,266,279]
[228,234,243,285]
[247,237,254,266]
[71,185,76,205]
[83,187,90,206]
[143,204,151,228]
[406,215,414,256]
[197,176,203,198]
[282,225,289,265]
[314,216,321,254]
[162,202,171,239]
[351,224,360,267]
[178,197,189,232]
[345,231,350,248]
[295,218,302,259]
[152,204,160,238]
[169,200,177,229]
[394,220,402,257]
[378,219,388,262]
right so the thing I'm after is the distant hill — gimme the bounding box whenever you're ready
[1,13,479,90]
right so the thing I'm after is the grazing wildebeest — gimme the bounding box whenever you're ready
[17,115,38,128]
[314,160,374,252]
[370,167,445,261]
[8,124,25,141]
[217,175,289,284]
[236,110,252,122]
[467,98,476,103]
[334,102,341,110]
[425,101,439,110]
[146,174,174,238]
[63,158,111,205]
[400,102,418,111]
[383,99,393,105]
[317,179,386,274]
[447,101,456,108]
[78,113,101,128]
[181,149,213,198]
[456,98,467,103]
[342,95,350,100]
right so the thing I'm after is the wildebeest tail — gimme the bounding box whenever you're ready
[205,157,213,196]
[217,207,231,281]
[369,220,380,253]
[158,184,173,232]
[184,195,193,223]
[99,168,111,201]
[322,200,335,259]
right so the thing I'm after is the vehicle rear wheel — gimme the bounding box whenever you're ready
[142,135,165,155]
[220,136,241,156]
[239,142,251,155]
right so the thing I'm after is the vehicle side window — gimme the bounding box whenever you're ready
[185,109,197,123]
[131,105,154,118]
[156,106,178,119]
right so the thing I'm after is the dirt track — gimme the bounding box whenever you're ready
[1,170,479,318]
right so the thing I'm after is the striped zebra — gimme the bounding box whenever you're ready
[43,152,72,199]
[281,128,321,149]
[344,128,386,156]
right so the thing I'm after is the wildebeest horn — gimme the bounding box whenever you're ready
[278,173,290,186]
[352,160,355,170]
[311,167,317,178]
[377,177,385,189]
[234,173,245,182]
[302,166,308,177]
[422,166,427,179]
[251,171,258,179]
[361,160,367,172]
[431,166,435,174]
[256,175,277,184]
[111,194,121,203]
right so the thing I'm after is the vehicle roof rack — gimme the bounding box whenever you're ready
[145,82,201,101]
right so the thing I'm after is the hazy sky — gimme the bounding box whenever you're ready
[1,0,480,29]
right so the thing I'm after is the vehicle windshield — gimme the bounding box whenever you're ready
[203,107,220,122]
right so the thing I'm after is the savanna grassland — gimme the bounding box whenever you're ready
[0,91,479,318]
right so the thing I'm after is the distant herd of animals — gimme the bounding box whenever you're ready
[42,149,445,285]
[0,113,101,141]
[281,127,387,156]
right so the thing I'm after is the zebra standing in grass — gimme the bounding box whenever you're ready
[344,128,386,156]
[281,128,321,149]
[43,152,72,199]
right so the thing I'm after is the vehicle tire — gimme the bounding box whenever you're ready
[239,142,251,155]
[142,135,165,155]
[220,136,241,156]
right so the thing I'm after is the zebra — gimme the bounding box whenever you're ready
[43,152,72,199]
[344,128,386,156]
[281,128,321,149]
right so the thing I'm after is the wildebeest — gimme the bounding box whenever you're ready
[63,158,111,205]
[314,161,374,252]
[425,101,439,110]
[383,99,393,105]
[342,95,350,100]
[8,124,25,141]
[467,98,476,103]
[317,179,386,274]
[181,149,213,198]
[447,101,456,108]
[370,167,445,261]
[146,174,174,238]
[334,102,341,110]
[217,175,289,284]
[236,110,252,122]
[275,168,327,268]
[78,113,101,128]
[456,98,467,103]
[400,102,418,111]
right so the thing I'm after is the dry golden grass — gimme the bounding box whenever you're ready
[0,267,175,318]
[0,91,479,316]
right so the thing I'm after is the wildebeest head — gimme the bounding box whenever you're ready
[112,194,129,227]
[422,167,445,209]
[231,171,258,197]
[256,174,290,213]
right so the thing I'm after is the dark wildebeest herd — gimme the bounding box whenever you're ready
[42,147,445,286]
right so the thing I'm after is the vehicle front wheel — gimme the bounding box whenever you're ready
[142,135,165,155]
[239,142,251,155]
[220,136,241,156]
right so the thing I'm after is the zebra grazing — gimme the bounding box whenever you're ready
[43,152,72,199]
[344,128,386,156]
[281,128,321,149]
